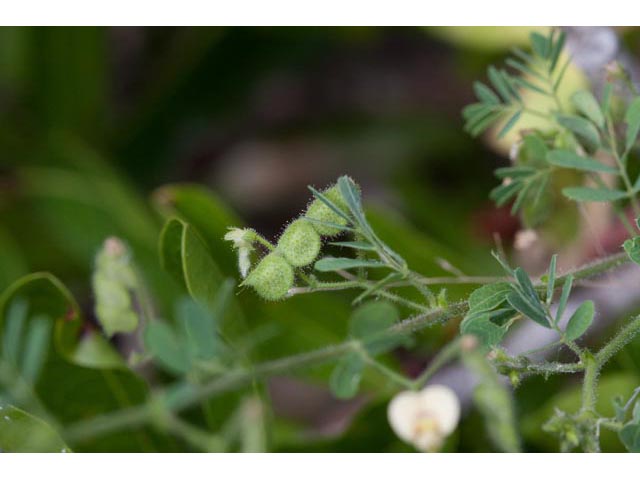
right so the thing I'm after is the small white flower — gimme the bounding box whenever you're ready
[224,228,256,278]
[387,384,460,452]
[514,228,538,251]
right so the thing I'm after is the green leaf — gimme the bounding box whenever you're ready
[314,257,385,272]
[463,350,520,452]
[619,422,640,452]
[507,290,550,328]
[562,187,627,202]
[494,166,537,179]
[329,241,376,251]
[468,282,512,314]
[623,237,640,265]
[547,150,618,174]
[348,301,405,355]
[0,272,121,369]
[555,275,574,324]
[152,183,242,276]
[556,114,600,152]
[460,313,506,348]
[546,254,557,305]
[549,30,566,72]
[490,180,522,206]
[530,32,549,58]
[143,322,191,375]
[473,81,500,104]
[565,300,594,341]
[571,90,604,128]
[497,110,522,138]
[20,315,51,384]
[2,298,27,365]
[159,217,229,312]
[602,82,613,114]
[329,352,365,399]
[176,297,220,361]
[625,97,640,152]
[0,405,70,453]
[349,301,398,339]
[488,66,514,102]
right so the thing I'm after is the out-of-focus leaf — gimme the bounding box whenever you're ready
[348,301,405,355]
[0,272,121,369]
[556,114,600,152]
[143,322,191,375]
[159,217,227,311]
[619,422,640,452]
[329,352,364,399]
[625,97,640,152]
[0,405,69,453]
[546,150,617,174]
[571,90,604,128]
[624,237,640,265]
[562,187,627,202]
[463,349,520,452]
[153,183,242,275]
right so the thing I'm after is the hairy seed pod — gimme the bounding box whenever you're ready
[277,218,322,267]
[305,185,349,236]
[244,253,294,301]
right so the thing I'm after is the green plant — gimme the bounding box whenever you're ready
[4,28,640,453]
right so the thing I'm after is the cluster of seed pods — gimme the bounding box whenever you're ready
[243,185,349,301]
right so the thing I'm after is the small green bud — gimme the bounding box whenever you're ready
[508,370,520,388]
[92,237,139,337]
[305,185,349,236]
[244,253,294,301]
[224,227,257,278]
[277,219,321,267]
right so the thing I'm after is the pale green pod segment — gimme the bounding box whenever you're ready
[277,218,322,267]
[244,253,294,301]
[305,185,349,236]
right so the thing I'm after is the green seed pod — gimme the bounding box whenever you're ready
[244,253,294,301]
[305,185,349,236]
[277,218,321,267]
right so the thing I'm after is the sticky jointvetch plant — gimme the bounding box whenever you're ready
[6,27,640,454]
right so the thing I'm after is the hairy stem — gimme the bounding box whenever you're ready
[63,251,632,445]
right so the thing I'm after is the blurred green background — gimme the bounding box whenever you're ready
[2,26,640,452]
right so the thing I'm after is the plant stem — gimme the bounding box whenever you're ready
[606,115,640,218]
[595,314,640,367]
[360,354,415,390]
[411,338,462,389]
[63,251,633,445]
[581,352,598,414]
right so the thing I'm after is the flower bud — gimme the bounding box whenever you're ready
[224,227,257,278]
[305,185,349,236]
[277,219,321,267]
[387,384,460,452]
[92,237,139,337]
[243,253,294,301]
